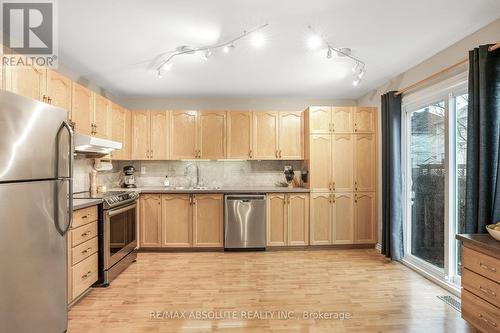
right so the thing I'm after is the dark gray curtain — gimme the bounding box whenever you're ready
[381,92,403,260]
[464,45,500,233]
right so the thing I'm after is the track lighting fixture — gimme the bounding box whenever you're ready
[156,24,268,77]
[307,25,367,87]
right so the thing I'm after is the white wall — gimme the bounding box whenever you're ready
[117,96,355,111]
[358,18,500,245]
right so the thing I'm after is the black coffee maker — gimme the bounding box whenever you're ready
[122,166,136,188]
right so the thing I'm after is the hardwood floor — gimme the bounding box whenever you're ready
[68,249,473,333]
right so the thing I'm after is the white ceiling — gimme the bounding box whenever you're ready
[58,0,500,99]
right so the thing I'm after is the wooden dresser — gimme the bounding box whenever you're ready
[457,234,500,333]
[67,205,99,305]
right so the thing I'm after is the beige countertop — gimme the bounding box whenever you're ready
[110,186,310,194]
[73,198,103,211]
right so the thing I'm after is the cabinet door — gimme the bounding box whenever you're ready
[46,69,71,111]
[354,107,376,133]
[71,83,93,136]
[192,194,223,247]
[4,66,46,101]
[170,110,198,159]
[308,106,331,134]
[332,134,354,192]
[161,195,191,247]
[131,110,151,160]
[93,95,111,139]
[288,194,309,246]
[310,193,332,245]
[333,193,354,244]
[332,107,353,133]
[354,192,376,244]
[150,110,169,160]
[253,111,279,159]
[354,134,376,192]
[199,111,226,159]
[310,135,332,192]
[267,194,287,246]
[279,111,303,159]
[227,111,252,159]
[110,104,130,160]
[140,195,162,248]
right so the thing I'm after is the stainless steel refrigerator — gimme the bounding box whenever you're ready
[0,90,73,332]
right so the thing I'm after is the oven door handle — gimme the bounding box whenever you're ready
[107,203,137,217]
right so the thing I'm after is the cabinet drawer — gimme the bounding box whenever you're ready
[71,252,98,300]
[463,268,500,308]
[72,236,98,266]
[462,289,500,333]
[71,221,98,247]
[463,246,499,282]
[73,206,98,228]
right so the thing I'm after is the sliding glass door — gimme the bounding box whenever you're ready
[403,73,468,287]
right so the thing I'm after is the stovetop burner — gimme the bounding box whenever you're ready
[74,190,139,209]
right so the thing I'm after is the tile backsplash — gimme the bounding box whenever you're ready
[73,158,307,192]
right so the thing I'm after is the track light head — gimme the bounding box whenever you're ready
[157,70,163,79]
[326,47,333,59]
[223,43,235,54]
[162,62,173,71]
[353,78,360,86]
[203,49,212,61]
[357,68,366,79]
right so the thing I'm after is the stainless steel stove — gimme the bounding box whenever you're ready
[74,190,139,209]
[74,190,139,285]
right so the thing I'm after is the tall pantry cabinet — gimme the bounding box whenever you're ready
[306,106,377,245]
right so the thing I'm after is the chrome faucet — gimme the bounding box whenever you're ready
[184,163,199,188]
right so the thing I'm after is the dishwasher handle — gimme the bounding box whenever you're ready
[225,195,266,201]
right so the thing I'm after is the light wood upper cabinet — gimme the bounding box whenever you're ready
[354,192,376,244]
[333,193,354,244]
[192,194,223,248]
[227,111,253,159]
[198,111,226,159]
[46,69,71,111]
[332,134,354,192]
[253,111,279,160]
[93,95,111,139]
[150,110,169,160]
[162,195,191,247]
[267,194,287,246]
[5,66,46,102]
[110,104,131,160]
[309,135,332,192]
[131,110,150,160]
[71,83,94,136]
[171,110,198,159]
[354,107,376,133]
[288,194,309,246]
[354,134,376,192]
[139,195,162,248]
[279,112,303,160]
[310,193,332,245]
[332,107,353,133]
[308,106,331,134]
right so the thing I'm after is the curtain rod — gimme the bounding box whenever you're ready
[394,42,499,96]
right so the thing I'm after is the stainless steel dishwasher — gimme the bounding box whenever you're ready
[224,194,267,249]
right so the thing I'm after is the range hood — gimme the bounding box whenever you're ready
[74,134,122,156]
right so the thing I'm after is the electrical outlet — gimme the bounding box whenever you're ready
[141,166,146,174]
[284,165,292,171]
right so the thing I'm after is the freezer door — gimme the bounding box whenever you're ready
[0,90,69,182]
[0,180,68,333]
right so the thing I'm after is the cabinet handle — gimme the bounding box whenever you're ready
[354,123,358,132]
[150,149,153,159]
[479,286,496,297]
[332,181,336,191]
[275,150,279,158]
[354,194,358,203]
[81,231,90,237]
[42,95,47,103]
[249,149,253,159]
[81,270,92,279]
[81,215,88,219]
[47,97,52,104]
[354,181,358,191]
[331,123,335,132]
[328,182,332,192]
[81,247,92,254]
[479,262,497,272]
[478,314,497,327]
[279,150,282,159]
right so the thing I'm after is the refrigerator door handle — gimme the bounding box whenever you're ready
[55,121,74,236]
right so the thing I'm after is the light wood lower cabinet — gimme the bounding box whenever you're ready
[310,192,374,245]
[140,194,223,248]
[192,194,224,247]
[267,193,309,246]
[140,194,162,247]
[67,206,98,305]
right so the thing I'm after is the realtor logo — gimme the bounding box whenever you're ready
[1,0,58,67]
